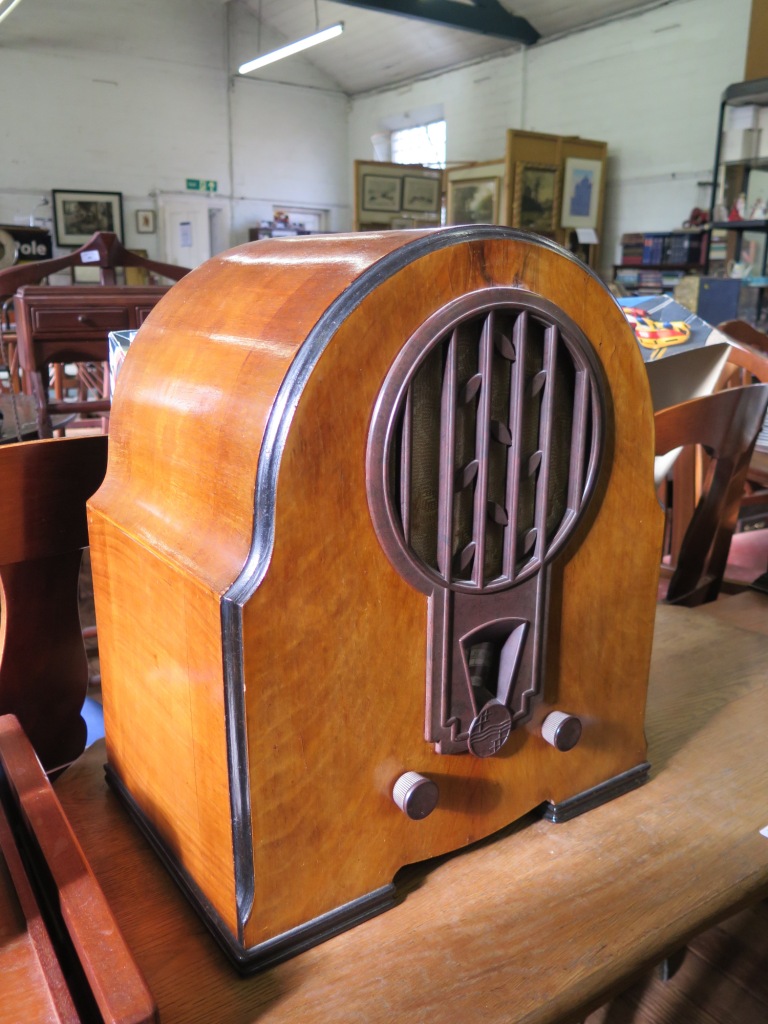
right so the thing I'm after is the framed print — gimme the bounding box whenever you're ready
[402,175,440,214]
[52,189,124,246]
[447,177,500,225]
[354,160,442,229]
[72,264,101,283]
[361,174,402,213]
[135,209,156,234]
[445,160,506,225]
[560,158,603,230]
[514,163,559,232]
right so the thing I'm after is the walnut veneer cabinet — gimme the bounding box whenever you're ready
[87,227,664,971]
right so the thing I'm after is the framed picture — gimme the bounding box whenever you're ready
[447,177,500,225]
[560,158,603,230]
[445,160,506,225]
[52,190,124,246]
[361,174,402,213]
[513,163,559,232]
[402,175,441,214]
[135,209,156,234]
[71,264,101,284]
[125,249,150,286]
[354,160,442,229]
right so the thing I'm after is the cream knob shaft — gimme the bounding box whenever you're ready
[541,711,582,751]
[392,772,439,820]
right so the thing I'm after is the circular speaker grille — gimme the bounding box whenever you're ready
[367,289,606,594]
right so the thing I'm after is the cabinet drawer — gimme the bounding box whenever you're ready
[135,305,158,325]
[31,306,131,333]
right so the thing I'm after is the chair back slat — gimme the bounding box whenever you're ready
[655,384,768,606]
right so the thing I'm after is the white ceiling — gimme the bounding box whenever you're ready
[245,0,671,95]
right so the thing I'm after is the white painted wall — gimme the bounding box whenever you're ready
[0,0,350,263]
[0,0,756,271]
[348,0,753,273]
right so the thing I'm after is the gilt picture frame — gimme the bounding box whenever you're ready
[513,163,559,232]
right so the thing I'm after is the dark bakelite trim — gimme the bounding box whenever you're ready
[542,762,651,823]
[106,765,395,975]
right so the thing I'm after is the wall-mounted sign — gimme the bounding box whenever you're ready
[186,179,218,193]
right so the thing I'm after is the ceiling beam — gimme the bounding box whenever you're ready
[332,0,540,45]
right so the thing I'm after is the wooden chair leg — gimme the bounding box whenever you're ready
[29,368,54,438]
[0,554,88,771]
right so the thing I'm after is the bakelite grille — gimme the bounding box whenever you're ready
[386,304,602,592]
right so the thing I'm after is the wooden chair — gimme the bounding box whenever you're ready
[0,231,190,437]
[0,714,156,1021]
[716,322,768,541]
[717,318,768,359]
[659,329,768,571]
[0,230,189,297]
[655,383,768,606]
[0,435,108,771]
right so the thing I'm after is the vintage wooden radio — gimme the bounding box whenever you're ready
[88,227,663,971]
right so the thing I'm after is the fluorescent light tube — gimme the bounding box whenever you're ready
[238,22,344,75]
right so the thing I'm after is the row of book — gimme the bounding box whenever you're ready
[619,231,706,267]
[614,267,687,293]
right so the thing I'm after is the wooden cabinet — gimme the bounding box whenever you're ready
[14,285,169,436]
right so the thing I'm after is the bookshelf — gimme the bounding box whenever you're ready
[707,77,768,287]
[614,230,706,294]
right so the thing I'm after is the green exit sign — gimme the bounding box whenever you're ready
[186,178,218,193]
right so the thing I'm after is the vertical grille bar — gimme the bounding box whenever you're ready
[566,369,590,514]
[533,324,558,560]
[437,331,459,578]
[400,386,413,544]
[586,382,601,497]
[503,311,527,581]
[471,312,495,588]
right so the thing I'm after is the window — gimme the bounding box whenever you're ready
[391,120,446,169]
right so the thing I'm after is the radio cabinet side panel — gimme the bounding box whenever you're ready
[87,508,239,935]
[86,232,424,941]
[240,237,663,947]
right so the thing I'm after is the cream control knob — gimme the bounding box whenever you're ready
[392,772,439,820]
[541,711,582,752]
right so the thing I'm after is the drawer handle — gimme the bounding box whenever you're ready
[77,314,96,326]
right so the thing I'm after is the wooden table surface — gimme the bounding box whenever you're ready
[698,588,768,636]
[10,601,768,1023]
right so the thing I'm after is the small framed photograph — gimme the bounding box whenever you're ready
[361,174,402,213]
[52,189,124,246]
[448,177,500,225]
[514,163,559,232]
[402,175,441,214]
[135,209,156,234]
[560,158,603,230]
